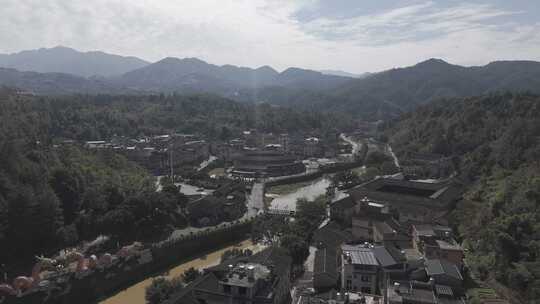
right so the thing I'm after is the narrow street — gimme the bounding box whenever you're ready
[246,182,264,217]
[386,144,400,168]
[340,133,361,155]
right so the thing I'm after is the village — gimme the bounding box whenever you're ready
[0,121,473,304]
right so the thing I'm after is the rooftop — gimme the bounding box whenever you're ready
[220,263,271,287]
[342,245,379,266]
[425,259,463,281]
[348,177,463,209]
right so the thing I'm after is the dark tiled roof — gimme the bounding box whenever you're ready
[314,247,338,280]
[372,246,399,267]
[163,274,210,304]
[313,221,352,247]
[193,272,220,293]
[414,224,436,236]
[425,259,463,281]
[348,177,463,209]
[330,195,355,209]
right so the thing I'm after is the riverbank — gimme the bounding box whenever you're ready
[100,239,265,304]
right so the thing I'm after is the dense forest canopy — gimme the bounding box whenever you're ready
[0,88,354,141]
[386,92,540,301]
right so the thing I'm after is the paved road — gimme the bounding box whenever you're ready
[247,182,264,216]
[386,144,400,168]
[340,133,361,155]
[197,155,217,171]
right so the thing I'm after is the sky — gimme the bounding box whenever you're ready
[1,0,539,73]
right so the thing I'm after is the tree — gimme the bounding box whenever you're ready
[50,168,84,224]
[145,277,182,304]
[280,234,309,265]
[221,248,253,262]
[365,151,392,165]
[181,267,202,284]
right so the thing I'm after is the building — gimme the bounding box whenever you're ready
[313,221,353,249]
[232,150,305,178]
[386,280,465,304]
[372,219,411,249]
[350,198,392,241]
[186,182,247,226]
[313,247,339,292]
[165,247,292,304]
[400,151,455,179]
[424,259,463,294]
[330,195,357,224]
[304,137,322,157]
[341,244,379,294]
[341,178,462,224]
[412,225,464,266]
[295,289,383,304]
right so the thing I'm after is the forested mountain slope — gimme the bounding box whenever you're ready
[386,93,540,301]
[319,59,540,120]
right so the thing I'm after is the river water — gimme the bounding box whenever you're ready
[100,239,265,304]
[268,178,331,213]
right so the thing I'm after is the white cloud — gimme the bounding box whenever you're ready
[0,0,539,73]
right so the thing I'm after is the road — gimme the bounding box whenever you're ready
[340,133,361,155]
[246,182,264,217]
[386,144,400,168]
[197,155,217,171]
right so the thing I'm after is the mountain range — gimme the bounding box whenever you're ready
[1,46,540,119]
[319,58,540,119]
[0,46,149,77]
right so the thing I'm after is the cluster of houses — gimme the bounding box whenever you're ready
[295,176,466,304]
[83,134,210,175]
[81,129,355,180]
[211,130,355,179]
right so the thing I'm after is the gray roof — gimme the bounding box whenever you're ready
[425,259,463,281]
[414,224,436,236]
[350,250,378,265]
[314,247,338,279]
[342,245,379,266]
[372,246,403,267]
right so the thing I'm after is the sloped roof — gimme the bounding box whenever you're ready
[330,195,355,209]
[313,221,352,247]
[425,259,463,281]
[372,246,404,267]
[314,247,338,280]
[348,249,378,266]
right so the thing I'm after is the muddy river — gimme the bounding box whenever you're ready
[100,239,265,304]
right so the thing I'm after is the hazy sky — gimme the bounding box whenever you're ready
[1,0,539,73]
